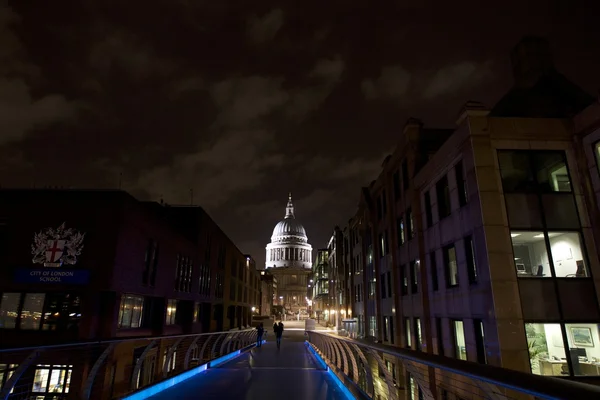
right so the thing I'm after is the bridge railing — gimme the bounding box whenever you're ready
[306,331,600,400]
[0,328,258,400]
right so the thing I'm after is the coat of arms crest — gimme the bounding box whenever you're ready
[31,222,86,266]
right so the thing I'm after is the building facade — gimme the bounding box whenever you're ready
[265,194,313,315]
[0,189,261,398]
[333,36,600,397]
[311,249,329,321]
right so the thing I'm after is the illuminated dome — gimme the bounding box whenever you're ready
[271,195,308,242]
[265,193,313,269]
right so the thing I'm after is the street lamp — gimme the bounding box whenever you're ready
[251,306,256,312]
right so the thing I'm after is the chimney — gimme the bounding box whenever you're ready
[510,36,555,88]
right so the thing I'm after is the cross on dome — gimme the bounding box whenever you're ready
[285,192,295,219]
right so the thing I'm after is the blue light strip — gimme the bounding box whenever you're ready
[122,341,265,400]
[305,341,355,400]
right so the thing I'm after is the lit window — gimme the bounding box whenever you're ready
[31,364,73,395]
[444,245,459,287]
[453,320,467,360]
[166,299,178,325]
[510,231,588,278]
[118,294,144,329]
[0,293,20,329]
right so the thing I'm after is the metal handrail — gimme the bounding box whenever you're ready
[0,328,260,400]
[307,331,600,400]
[0,327,257,353]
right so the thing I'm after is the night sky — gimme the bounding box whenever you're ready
[1,1,600,267]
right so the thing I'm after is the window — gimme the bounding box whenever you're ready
[41,293,81,331]
[383,316,389,341]
[166,299,178,325]
[393,170,401,199]
[430,252,439,291]
[0,364,18,391]
[407,208,415,239]
[424,191,433,228]
[118,294,144,329]
[193,302,200,322]
[498,150,572,193]
[436,318,444,356]
[380,273,386,299]
[456,161,468,206]
[510,231,588,278]
[143,240,159,286]
[453,320,467,360]
[464,236,478,284]
[20,293,45,330]
[379,233,386,257]
[31,364,73,396]
[410,260,418,293]
[527,322,600,377]
[444,245,459,287]
[175,254,193,293]
[397,217,405,246]
[386,271,392,298]
[405,318,412,348]
[436,175,451,219]
[0,293,20,329]
[402,159,409,189]
[415,318,422,351]
[400,265,408,295]
[595,141,600,176]
[474,319,487,364]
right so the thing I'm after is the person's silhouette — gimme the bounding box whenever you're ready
[276,321,284,349]
[256,323,264,347]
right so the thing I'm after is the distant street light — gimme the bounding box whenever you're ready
[251,306,256,312]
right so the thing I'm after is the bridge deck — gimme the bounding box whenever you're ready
[148,329,348,400]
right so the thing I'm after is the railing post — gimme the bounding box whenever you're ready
[350,343,375,397]
[81,343,116,400]
[340,340,360,383]
[130,340,156,391]
[163,338,185,378]
[0,350,41,400]
[183,336,202,370]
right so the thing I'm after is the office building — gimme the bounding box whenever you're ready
[311,249,329,322]
[336,36,600,393]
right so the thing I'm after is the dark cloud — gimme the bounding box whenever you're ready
[1,0,600,268]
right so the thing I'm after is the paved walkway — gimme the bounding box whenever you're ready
[147,327,348,400]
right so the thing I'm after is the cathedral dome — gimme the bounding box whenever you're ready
[265,192,313,270]
[270,193,307,242]
[272,218,306,239]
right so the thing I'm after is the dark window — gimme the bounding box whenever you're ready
[436,175,451,219]
[410,260,418,293]
[400,265,408,295]
[389,316,395,344]
[430,251,439,291]
[424,191,433,227]
[436,317,444,356]
[377,196,383,220]
[465,236,478,284]
[143,240,159,286]
[456,161,468,206]
[397,217,405,246]
[594,141,600,176]
[444,245,459,287]
[474,319,487,364]
[380,273,386,299]
[402,159,409,189]
[393,170,401,199]
[386,271,392,298]
[407,208,415,239]
[498,150,572,193]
